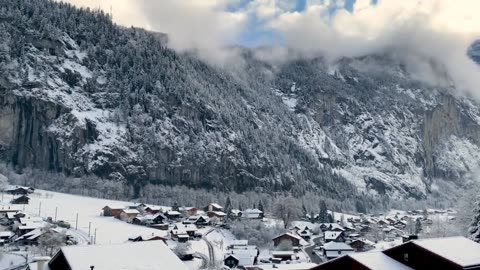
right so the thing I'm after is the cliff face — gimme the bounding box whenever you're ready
[1,0,480,200]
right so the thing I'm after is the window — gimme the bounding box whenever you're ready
[338,251,342,254]
[404,253,409,262]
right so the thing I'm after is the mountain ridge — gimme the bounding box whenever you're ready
[0,0,480,202]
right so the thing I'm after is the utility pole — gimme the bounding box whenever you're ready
[54,207,58,222]
[94,228,97,244]
[38,202,42,216]
[75,213,79,230]
[88,222,91,237]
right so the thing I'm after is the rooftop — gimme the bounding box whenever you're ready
[349,252,414,270]
[413,237,480,268]
[57,241,188,270]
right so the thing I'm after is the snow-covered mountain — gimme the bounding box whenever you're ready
[0,0,479,202]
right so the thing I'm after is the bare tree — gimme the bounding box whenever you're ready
[38,227,66,256]
[274,197,301,229]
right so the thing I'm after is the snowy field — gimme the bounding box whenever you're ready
[0,190,168,245]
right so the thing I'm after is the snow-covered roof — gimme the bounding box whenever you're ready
[103,205,125,210]
[323,241,354,251]
[144,205,162,211]
[320,223,345,231]
[272,251,295,256]
[211,211,226,216]
[225,247,258,266]
[243,208,263,214]
[348,252,414,270]
[58,241,189,270]
[412,237,480,267]
[209,203,223,209]
[324,231,342,240]
[249,263,317,270]
[121,209,140,215]
[0,231,14,238]
[272,232,302,241]
[167,210,181,216]
[230,240,249,246]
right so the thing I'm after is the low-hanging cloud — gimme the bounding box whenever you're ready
[59,0,480,97]
[267,0,480,97]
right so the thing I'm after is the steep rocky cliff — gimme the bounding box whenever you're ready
[0,0,479,201]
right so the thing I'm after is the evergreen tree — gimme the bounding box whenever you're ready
[318,200,328,223]
[302,203,308,218]
[415,218,422,234]
[225,196,232,220]
[469,198,480,242]
[172,201,179,212]
[258,200,264,213]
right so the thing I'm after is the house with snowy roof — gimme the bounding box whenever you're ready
[11,195,30,204]
[324,231,345,243]
[118,208,140,222]
[272,232,308,247]
[102,205,125,217]
[384,236,480,270]
[224,245,259,268]
[322,241,354,260]
[6,186,34,195]
[313,237,480,270]
[349,239,375,252]
[47,240,189,270]
[243,208,264,219]
[319,223,345,232]
[166,210,182,220]
[205,203,223,212]
[207,211,227,220]
[312,251,414,270]
[184,215,210,226]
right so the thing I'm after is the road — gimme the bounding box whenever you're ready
[202,228,216,268]
[304,236,324,264]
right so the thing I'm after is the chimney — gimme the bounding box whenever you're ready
[90,266,95,270]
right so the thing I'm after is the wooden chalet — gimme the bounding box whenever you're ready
[6,186,34,195]
[272,232,303,247]
[119,209,140,222]
[102,205,125,217]
[383,236,480,270]
[324,231,345,243]
[166,210,182,220]
[322,241,354,260]
[312,251,413,270]
[205,203,223,212]
[349,239,375,252]
[47,241,189,270]
[313,237,480,270]
[207,211,226,220]
[11,195,30,204]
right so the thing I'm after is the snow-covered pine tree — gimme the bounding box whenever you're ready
[469,197,480,242]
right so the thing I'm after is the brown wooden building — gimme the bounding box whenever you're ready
[311,251,413,270]
[272,233,302,247]
[383,237,480,270]
[102,205,124,217]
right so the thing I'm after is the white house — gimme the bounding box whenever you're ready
[323,241,354,260]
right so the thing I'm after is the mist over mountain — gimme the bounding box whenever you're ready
[1,0,480,203]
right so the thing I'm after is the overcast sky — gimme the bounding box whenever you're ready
[58,0,480,97]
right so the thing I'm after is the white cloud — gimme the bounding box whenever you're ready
[268,0,480,98]
[57,0,480,96]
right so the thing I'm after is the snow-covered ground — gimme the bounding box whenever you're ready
[0,190,168,245]
[0,252,27,269]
